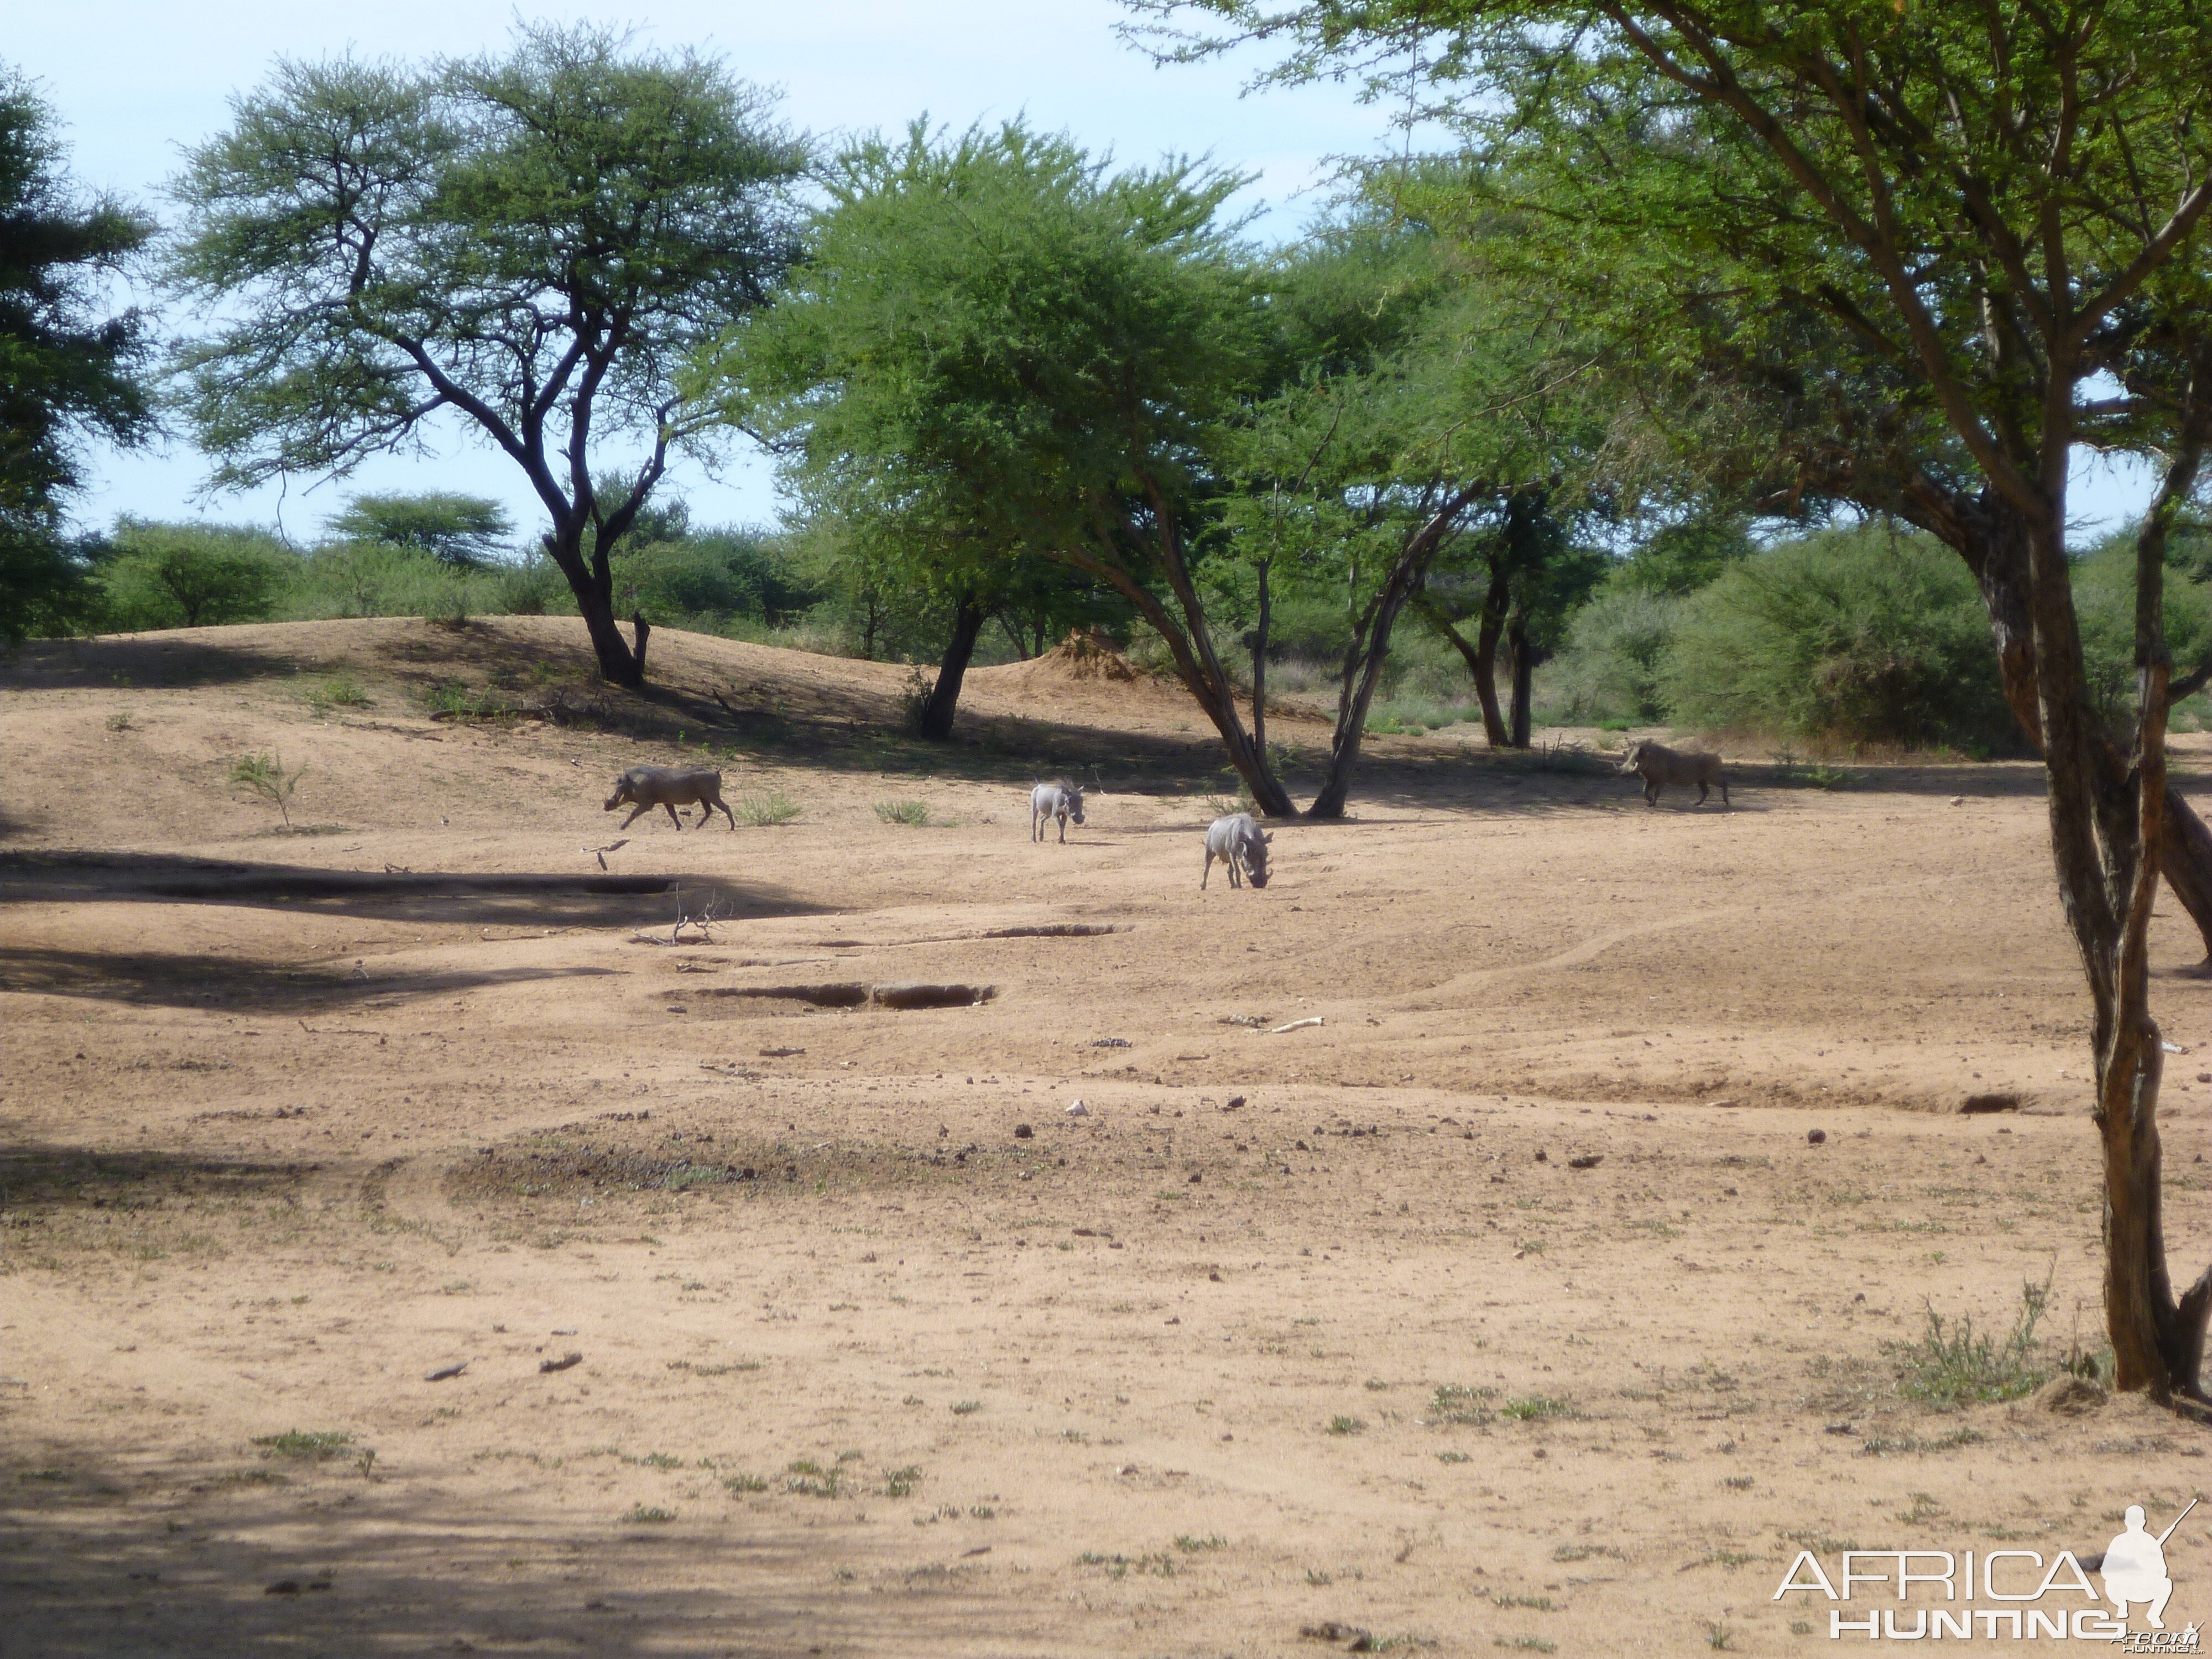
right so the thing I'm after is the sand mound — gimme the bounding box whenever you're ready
[990,629,1153,687]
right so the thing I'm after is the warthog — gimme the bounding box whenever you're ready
[1620,740,1729,806]
[604,765,737,830]
[1202,812,1272,889]
[1030,781,1086,843]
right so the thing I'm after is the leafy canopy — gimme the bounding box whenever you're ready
[163,22,808,677]
[0,65,153,641]
[327,492,513,565]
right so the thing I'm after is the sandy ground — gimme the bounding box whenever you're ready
[4,615,2212,1657]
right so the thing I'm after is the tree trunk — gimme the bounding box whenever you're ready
[1958,499,2212,960]
[1506,608,1533,749]
[543,525,645,687]
[917,595,985,741]
[1470,559,1511,747]
[1307,489,1478,819]
[1049,538,1296,817]
[1251,557,1272,755]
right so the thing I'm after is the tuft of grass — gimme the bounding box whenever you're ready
[1077,1551,1176,1579]
[253,1430,354,1461]
[1496,1639,1556,1654]
[783,1460,839,1498]
[882,1465,922,1498]
[1500,1394,1576,1421]
[1493,1594,1557,1611]
[1861,1427,1986,1456]
[1436,1451,1472,1464]
[1175,1533,1227,1552]
[1326,1415,1366,1436]
[1705,1623,1738,1651]
[875,799,932,827]
[1551,1542,1624,1563]
[228,752,307,827]
[106,710,134,732]
[307,675,371,715]
[624,1505,675,1524]
[1890,1273,2051,1407]
[723,1473,769,1494]
[951,1399,982,1415]
[665,1358,761,1377]
[737,791,802,827]
[1429,1384,1496,1426]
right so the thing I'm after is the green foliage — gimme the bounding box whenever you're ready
[163,23,808,666]
[1891,1276,2052,1409]
[735,792,802,827]
[1545,585,1683,725]
[1428,1384,1496,1426]
[327,492,512,565]
[875,800,932,827]
[2074,531,2212,726]
[1499,1394,1575,1421]
[607,528,815,630]
[228,752,307,826]
[1661,526,2016,748]
[96,520,289,630]
[306,676,371,716]
[0,70,154,645]
[705,117,1255,739]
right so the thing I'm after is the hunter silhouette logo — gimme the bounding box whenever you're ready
[2103,1500,2194,1631]
[1771,1498,2200,1644]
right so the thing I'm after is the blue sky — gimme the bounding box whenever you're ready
[17,1,2156,545]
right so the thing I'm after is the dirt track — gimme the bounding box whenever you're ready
[4,616,2210,1657]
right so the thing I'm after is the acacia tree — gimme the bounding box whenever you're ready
[163,23,806,686]
[0,66,153,643]
[1390,91,2212,947]
[1145,0,2212,1401]
[702,121,1288,784]
[328,491,512,565]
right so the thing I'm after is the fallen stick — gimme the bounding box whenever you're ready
[539,1352,582,1374]
[299,1020,384,1036]
[1269,1016,1325,1034]
[424,1362,467,1382]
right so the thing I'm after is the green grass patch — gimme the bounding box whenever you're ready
[874,799,933,827]
[252,1430,354,1461]
[1429,1384,1496,1426]
[1500,1394,1576,1421]
[737,791,802,826]
[1890,1274,2051,1407]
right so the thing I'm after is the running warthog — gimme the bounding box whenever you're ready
[1620,740,1729,806]
[604,765,737,830]
[1030,781,1086,843]
[1202,812,1272,889]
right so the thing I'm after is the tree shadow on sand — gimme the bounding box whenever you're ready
[0,1442,1005,1658]
[0,853,827,931]
[0,945,634,1013]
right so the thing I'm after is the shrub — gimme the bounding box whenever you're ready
[1890,1275,2052,1408]
[1545,584,1683,724]
[875,799,931,827]
[96,520,291,629]
[737,792,802,826]
[228,752,307,826]
[2072,532,2212,727]
[1660,526,2016,749]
